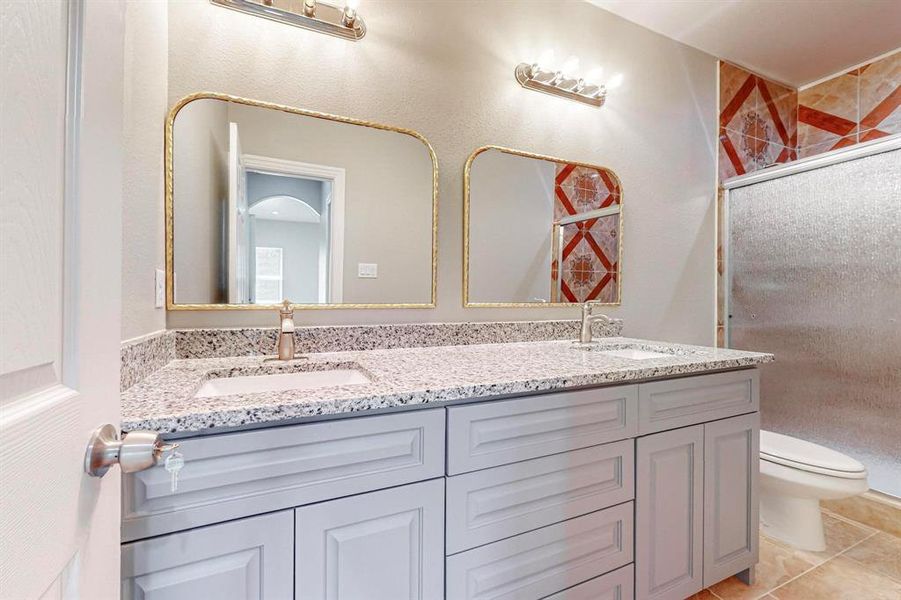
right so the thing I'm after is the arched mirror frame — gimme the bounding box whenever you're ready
[164,92,439,311]
[463,145,624,308]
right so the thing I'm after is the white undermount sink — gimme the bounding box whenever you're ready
[596,348,674,360]
[194,369,371,398]
[573,342,682,360]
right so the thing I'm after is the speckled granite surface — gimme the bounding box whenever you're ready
[121,330,175,391]
[121,337,773,435]
[172,319,623,359]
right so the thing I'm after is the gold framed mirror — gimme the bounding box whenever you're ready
[165,92,438,310]
[464,146,623,307]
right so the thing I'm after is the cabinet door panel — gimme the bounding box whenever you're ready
[121,511,293,600]
[703,413,760,587]
[636,425,703,600]
[295,479,444,600]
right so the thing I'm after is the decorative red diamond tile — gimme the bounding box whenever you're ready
[720,62,761,137]
[858,52,901,139]
[757,77,798,149]
[553,164,621,304]
[798,69,859,151]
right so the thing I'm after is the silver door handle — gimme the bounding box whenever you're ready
[84,424,179,477]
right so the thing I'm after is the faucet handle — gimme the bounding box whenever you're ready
[280,299,293,316]
[582,300,602,314]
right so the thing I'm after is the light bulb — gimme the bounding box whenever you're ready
[607,73,624,89]
[343,0,360,26]
[561,55,580,78]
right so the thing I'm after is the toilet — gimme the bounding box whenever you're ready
[759,430,868,551]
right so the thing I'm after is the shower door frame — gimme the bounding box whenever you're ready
[720,133,901,346]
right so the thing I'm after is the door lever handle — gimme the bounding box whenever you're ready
[84,424,179,477]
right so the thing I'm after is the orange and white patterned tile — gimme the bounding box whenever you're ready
[858,51,901,139]
[798,69,860,155]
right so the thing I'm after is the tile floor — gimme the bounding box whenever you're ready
[692,509,901,600]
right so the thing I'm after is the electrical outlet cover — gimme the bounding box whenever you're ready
[357,263,378,278]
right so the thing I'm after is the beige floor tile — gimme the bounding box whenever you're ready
[844,531,901,582]
[771,555,901,600]
[688,590,721,600]
[823,494,901,537]
[709,538,817,600]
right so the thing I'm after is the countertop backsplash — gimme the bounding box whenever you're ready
[120,319,623,391]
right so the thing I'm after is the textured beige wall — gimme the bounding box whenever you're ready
[130,0,719,344]
[122,0,167,340]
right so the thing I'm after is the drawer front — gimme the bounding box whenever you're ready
[447,385,638,474]
[123,409,445,541]
[446,440,634,553]
[544,564,634,600]
[446,502,634,600]
[638,370,758,435]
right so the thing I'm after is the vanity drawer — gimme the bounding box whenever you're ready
[445,502,634,600]
[544,564,634,600]
[122,409,445,541]
[447,385,638,474]
[446,440,634,553]
[638,369,758,435]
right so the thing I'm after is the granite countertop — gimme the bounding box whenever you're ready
[121,337,773,436]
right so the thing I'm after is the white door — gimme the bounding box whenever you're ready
[227,122,249,303]
[0,1,125,598]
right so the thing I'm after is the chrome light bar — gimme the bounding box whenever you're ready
[514,62,607,107]
[210,0,366,41]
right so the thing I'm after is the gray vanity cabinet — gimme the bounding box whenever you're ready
[295,478,445,600]
[635,425,705,600]
[121,368,763,600]
[635,413,760,600]
[121,510,294,600]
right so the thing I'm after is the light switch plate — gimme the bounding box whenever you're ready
[155,269,165,308]
[358,263,378,278]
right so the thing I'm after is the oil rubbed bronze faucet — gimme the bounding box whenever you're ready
[276,299,296,360]
[579,300,614,344]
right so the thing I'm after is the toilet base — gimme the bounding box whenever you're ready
[760,494,825,551]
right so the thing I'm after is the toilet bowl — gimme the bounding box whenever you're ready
[759,430,868,551]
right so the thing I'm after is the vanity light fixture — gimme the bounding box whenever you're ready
[210,0,366,41]
[514,55,611,107]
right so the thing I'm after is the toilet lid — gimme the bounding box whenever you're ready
[760,430,867,479]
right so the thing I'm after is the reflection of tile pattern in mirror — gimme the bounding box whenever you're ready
[552,164,620,304]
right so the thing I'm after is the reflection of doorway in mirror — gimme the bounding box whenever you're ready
[237,152,346,305]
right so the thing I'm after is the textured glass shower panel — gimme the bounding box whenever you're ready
[729,148,901,496]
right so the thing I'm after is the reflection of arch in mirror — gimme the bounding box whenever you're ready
[249,195,321,223]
